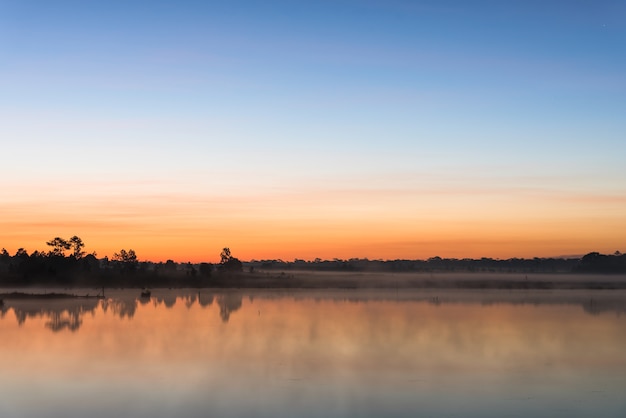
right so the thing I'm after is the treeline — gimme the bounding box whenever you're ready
[1,235,625,287]
[0,250,216,287]
[249,252,626,274]
[576,252,626,273]
[0,238,242,287]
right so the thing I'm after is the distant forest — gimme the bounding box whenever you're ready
[1,236,625,287]
[251,251,626,275]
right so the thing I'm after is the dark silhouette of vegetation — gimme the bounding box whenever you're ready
[46,237,71,257]
[251,252,624,275]
[575,251,626,273]
[248,256,589,274]
[112,249,139,274]
[0,237,231,287]
[69,236,86,259]
[0,237,624,288]
[220,247,232,264]
[0,241,202,287]
[199,263,213,277]
[113,249,137,263]
[219,247,243,272]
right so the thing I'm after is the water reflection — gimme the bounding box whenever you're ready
[0,289,625,417]
[1,289,625,332]
[101,297,138,319]
[0,289,246,331]
[1,298,100,332]
[216,293,243,322]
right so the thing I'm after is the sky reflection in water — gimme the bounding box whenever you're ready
[1,289,625,418]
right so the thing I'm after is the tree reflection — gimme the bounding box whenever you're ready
[197,292,214,307]
[101,298,138,319]
[45,310,82,332]
[183,294,196,309]
[582,297,626,316]
[6,299,100,332]
[160,294,177,308]
[4,292,235,330]
[3,296,142,332]
[216,293,243,323]
[4,290,624,335]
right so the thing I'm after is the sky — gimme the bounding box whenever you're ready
[1,0,625,262]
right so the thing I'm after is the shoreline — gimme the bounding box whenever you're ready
[1,271,626,291]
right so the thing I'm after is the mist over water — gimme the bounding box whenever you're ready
[1,289,625,417]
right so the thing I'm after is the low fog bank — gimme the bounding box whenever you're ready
[2,270,626,290]
[211,270,626,290]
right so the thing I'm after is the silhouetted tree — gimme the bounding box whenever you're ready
[113,249,138,273]
[46,237,70,257]
[15,248,29,258]
[113,249,138,263]
[68,236,85,259]
[219,247,242,272]
[220,247,232,264]
[576,251,626,273]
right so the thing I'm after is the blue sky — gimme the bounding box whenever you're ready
[1,0,625,260]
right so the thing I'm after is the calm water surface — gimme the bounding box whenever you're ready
[1,289,625,417]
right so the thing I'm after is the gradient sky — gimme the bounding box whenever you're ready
[1,0,625,262]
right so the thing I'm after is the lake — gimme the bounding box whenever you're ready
[1,288,625,417]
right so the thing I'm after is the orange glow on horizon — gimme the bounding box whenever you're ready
[1,186,624,262]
